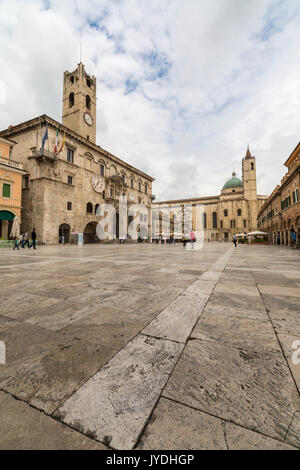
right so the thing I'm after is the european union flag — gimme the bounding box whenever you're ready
[41,125,48,149]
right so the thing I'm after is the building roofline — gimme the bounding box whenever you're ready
[284,141,300,168]
[0,114,155,182]
[153,195,219,205]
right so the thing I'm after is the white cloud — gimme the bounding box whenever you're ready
[0,0,300,200]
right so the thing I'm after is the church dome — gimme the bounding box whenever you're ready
[223,172,243,190]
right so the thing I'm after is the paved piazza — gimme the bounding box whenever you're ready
[0,243,299,450]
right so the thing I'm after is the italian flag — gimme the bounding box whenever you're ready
[54,128,59,154]
[57,133,66,154]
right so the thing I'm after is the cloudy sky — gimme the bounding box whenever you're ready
[0,0,300,200]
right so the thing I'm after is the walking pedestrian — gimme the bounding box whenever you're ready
[232,234,237,247]
[18,232,24,248]
[23,231,30,248]
[13,236,19,250]
[30,228,37,249]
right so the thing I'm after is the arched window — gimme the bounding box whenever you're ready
[237,209,242,216]
[213,212,217,229]
[251,162,254,170]
[86,202,93,214]
[87,78,91,88]
[69,76,74,84]
[203,213,207,229]
[69,93,74,108]
[86,95,91,110]
[224,209,228,217]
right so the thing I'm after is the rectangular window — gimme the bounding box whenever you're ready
[2,183,11,198]
[131,178,134,188]
[138,197,141,204]
[67,201,72,211]
[67,148,74,163]
[23,175,29,189]
[67,175,73,185]
[110,186,114,197]
[145,185,148,194]
[100,164,105,176]
[122,174,125,184]
[138,182,142,192]
[220,221,223,229]
[230,220,236,229]
[243,219,247,228]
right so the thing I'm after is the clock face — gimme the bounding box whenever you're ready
[92,175,105,193]
[84,112,93,126]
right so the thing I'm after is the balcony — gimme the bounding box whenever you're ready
[33,149,57,161]
[0,156,23,170]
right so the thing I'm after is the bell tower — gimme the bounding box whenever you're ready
[242,146,258,231]
[62,62,97,143]
[242,146,257,201]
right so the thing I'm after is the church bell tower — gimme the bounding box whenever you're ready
[242,146,258,231]
[62,62,97,144]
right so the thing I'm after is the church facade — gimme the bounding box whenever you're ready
[153,148,267,241]
[0,63,155,244]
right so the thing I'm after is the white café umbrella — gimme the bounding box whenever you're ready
[10,216,20,238]
[235,233,247,237]
[247,231,268,236]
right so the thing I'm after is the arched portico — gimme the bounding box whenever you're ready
[59,223,71,243]
[83,221,100,243]
[0,210,17,239]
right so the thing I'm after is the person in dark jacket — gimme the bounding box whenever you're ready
[30,228,37,249]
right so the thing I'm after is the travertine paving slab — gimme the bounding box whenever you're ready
[269,311,300,337]
[137,397,226,450]
[2,339,116,414]
[55,334,183,449]
[142,292,207,343]
[258,285,300,298]
[225,422,297,450]
[202,299,268,320]
[277,334,300,392]
[260,294,300,314]
[163,339,297,440]
[286,412,300,448]
[214,283,260,298]
[191,313,280,353]
[208,291,266,314]
[0,322,68,383]
[0,391,106,450]
[0,292,62,320]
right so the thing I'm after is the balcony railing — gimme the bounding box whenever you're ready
[34,149,57,160]
[0,156,23,170]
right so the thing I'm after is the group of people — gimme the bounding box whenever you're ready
[13,229,37,250]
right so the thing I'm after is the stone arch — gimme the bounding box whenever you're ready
[110,165,118,176]
[83,221,99,244]
[59,223,71,243]
[0,210,17,239]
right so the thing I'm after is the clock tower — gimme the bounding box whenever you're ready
[62,62,97,144]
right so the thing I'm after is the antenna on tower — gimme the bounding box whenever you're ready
[79,40,82,62]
